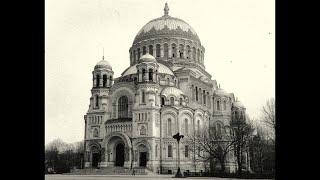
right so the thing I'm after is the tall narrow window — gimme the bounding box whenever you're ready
[156,44,161,57]
[149,69,153,81]
[161,97,165,106]
[195,87,198,101]
[217,123,222,137]
[103,75,107,87]
[217,101,220,110]
[197,49,200,62]
[170,97,174,106]
[95,95,99,107]
[192,47,196,61]
[168,118,172,136]
[137,48,141,60]
[179,44,184,58]
[142,69,146,81]
[155,144,158,157]
[185,145,189,157]
[184,119,188,135]
[223,101,226,110]
[142,91,145,103]
[164,43,168,58]
[179,98,183,105]
[203,90,206,105]
[118,96,128,118]
[168,145,172,157]
[96,75,100,87]
[186,45,191,59]
[149,45,153,55]
[143,46,146,55]
[133,50,136,62]
[172,43,176,58]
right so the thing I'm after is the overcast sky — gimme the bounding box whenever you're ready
[45,0,275,144]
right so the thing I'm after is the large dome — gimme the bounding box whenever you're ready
[133,3,200,44]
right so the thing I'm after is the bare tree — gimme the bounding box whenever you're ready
[261,98,275,130]
[189,128,234,174]
[230,115,254,176]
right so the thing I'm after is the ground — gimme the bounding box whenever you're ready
[45,175,272,180]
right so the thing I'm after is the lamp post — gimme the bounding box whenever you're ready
[173,132,184,178]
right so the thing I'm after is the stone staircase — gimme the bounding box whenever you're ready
[66,167,148,175]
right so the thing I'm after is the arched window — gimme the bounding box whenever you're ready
[133,50,136,62]
[197,49,200,62]
[179,98,183,105]
[93,128,99,137]
[95,95,99,108]
[223,101,226,110]
[179,44,184,58]
[142,91,145,103]
[149,45,153,55]
[168,118,172,136]
[184,119,188,135]
[137,48,141,60]
[203,90,206,105]
[142,68,146,81]
[149,69,153,81]
[217,100,220,110]
[164,43,168,58]
[171,43,176,58]
[186,45,191,59]
[118,96,128,118]
[195,86,198,101]
[96,75,100,87]
[156,44,161,57]
[103,74,107,87]
[185,145,189,157]
[217,123,222,137]
[140,126,146,135]
[170,97,174,105]
[192,47,196,61]
[142,46,146,55]
[161,97,165,106]
[168,145,172,157]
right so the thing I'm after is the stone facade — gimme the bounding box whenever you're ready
[83,3,248,174]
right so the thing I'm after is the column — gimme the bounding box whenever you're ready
[145,69,149,81]
[153,43,157,57]
[168,43,172,59]
[183,44,187,59]
[93,76,96,87]
[99,76,103,87]
[106,76,109,87]
[160,43,164,57]
[138,70,142,82]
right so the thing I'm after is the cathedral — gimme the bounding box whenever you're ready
[83,3,247,174]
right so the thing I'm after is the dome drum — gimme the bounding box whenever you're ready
[130,39,205,67]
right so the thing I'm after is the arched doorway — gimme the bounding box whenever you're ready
[115,143,125,166]
[90,145,101,168]
[138,144,148,167]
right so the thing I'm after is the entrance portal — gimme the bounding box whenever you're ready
[139,152,147,167]
[92,153,99,168]
[115,143,125,166]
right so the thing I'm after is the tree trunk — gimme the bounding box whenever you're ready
[209,157,214,176]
